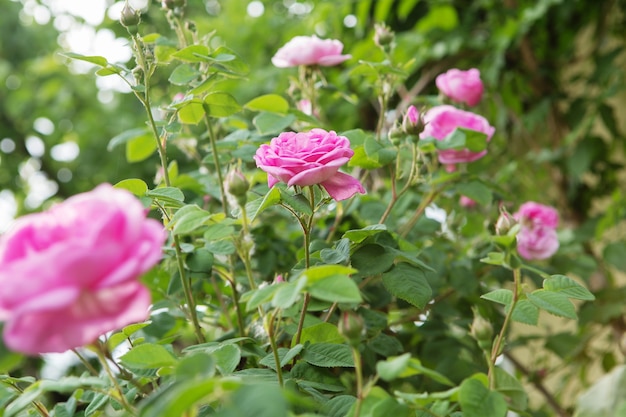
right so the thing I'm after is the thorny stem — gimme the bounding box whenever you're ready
[129,34,205,344]
[488,267,522,388]
[380,142,420,224]
[266,309,285,387]
[351,346,364,417]
[94,345,136,415]
[72,349,99,376]
[204,114,228,216]
[294,186,316,346]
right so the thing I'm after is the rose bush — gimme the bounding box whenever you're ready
[0,184,165,355]
[420,104,495,165]
[271,35,351,67]
[435,68,484,107]
[254,128,365,201]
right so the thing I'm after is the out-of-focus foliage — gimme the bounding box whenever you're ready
[0,1,625,416]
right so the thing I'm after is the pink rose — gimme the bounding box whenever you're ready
[435,68,484,107]
[0,184,166,354]
[516,225,559,260]
[271,35,351,68]
[514,201,559,229]
[514,202,559,260]
[420,105,495,165]
[254,128,365,201]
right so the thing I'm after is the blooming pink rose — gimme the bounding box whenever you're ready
[254,128,365,201]
[516,225,559,260]
[514,201,559,228]
[271,35,351,68]
[420,105,495,165]
[0,184,166,354]
[435,68,484,107]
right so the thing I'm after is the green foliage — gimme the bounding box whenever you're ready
[1,0,624,416]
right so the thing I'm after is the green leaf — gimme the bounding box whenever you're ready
[168,64,200,85]
[171,45,210,63]
[244,284,280,311]
[212,344,241,375]
[381,263,432,309]
[245,94,290,114]
[351,244,396,275]
[126,133,157,162]
[480,252,506,266]
[177,101,205,124]
[119,343,177,369]
[271,278,306,309]
[303,265,358,283]
[527,289,577,319]
[146,187,185,203]
[59,52,108,67]
[320,395,357,417]
[456,181,492,206]
[108,127,151,151]
[175,353,215,379]
[494,367,528,411]
[343,224,388,243]
[302,343,354,367]
[377,353,411,381]
[253,112,296,135]
[458,377,507,417]
[297,322,344,346]
[308,275,362,303]
[481,289,513,306]
[543,275,595,301]
[247,186,281,220]
[511,299,539,325]
[604,242,626,271]
[114,178,148,196]
[278,188,313,216]
[169,205,212,235]
[203,92,241,117]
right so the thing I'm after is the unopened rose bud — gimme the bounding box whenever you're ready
[338,311,364,347]
[225,169,249,207]
[120,2,140,29]
[388,124,404,147]
[374,23,394,50]
[402,105,425,137]
[495,206,517,236]
[470,312,493,351]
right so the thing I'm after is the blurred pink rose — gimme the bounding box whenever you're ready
[436,68,484,107]
[460,196,477,208]
[0,184,166,354]
[516,225,559,260]
[514,201,559,229]
[420,105,495,165]
[271,35,351,67]
[254,128,365,201]
[514,202,559,260]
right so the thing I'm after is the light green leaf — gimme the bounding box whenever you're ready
[297,322,344,346]
[511,299,539,325]
[177,101,205,124]
[169,205,212,235]
[481,289,513,306]
[543,275,595,301]
[245,94,289,114]
[381,263,432,309]
[59,52,108,67]
[247,186,281,221]
[527,289,577,319]
[146,187,185,202]
[253,112,296,135]
[302,343,354,368]
[494,367,528,411]
[458,377,507,417]
[480,252,506,266]
[212,344,240,375]
[114,179,148,196]
[120,343,177,369]
[271,278,306,309]
[108,127,151,151]
[456,181,493,206]
[171,45,210,63]
[168,64,200,85]
[203,92,241,117]
[126,133,157,162]
[303,265,358,283]
[308,275,362,303]
[377,353,411,381]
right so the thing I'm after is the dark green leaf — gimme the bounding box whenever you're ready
[458,377,507,417]
[381,263,432,309]
[302,343,354,367]
[527,289,577,319]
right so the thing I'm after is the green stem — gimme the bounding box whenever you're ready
[488,267,522,388]
[239,203,256,290]
[294,186,316,346]
[174,235,205,343]
[266,309,285,387]
[94,345,136,415]
[2,380,49,417]
[399,187,441,238]
[351,346,364,417]
[380,143,420,224]
[204,114,228,216]
[72,349,99,376]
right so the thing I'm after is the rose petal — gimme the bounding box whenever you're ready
[320,172,365,201]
